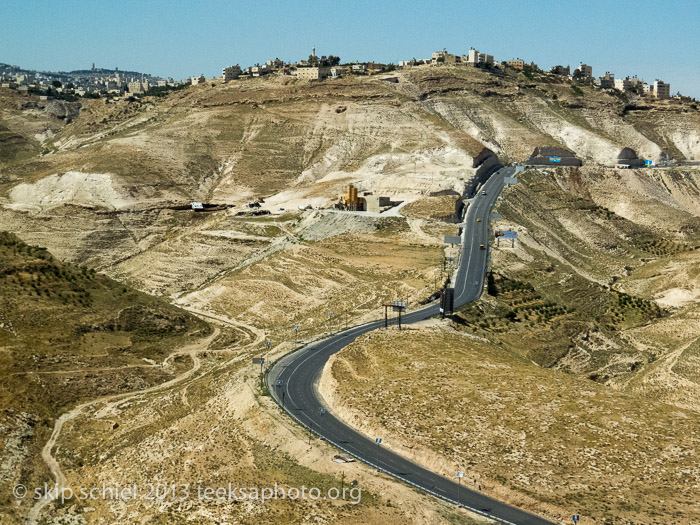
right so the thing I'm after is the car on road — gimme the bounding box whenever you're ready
[476,218,481,222]
[480,244,485,250]
[481,190,487,195]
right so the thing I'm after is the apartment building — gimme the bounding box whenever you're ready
[506,59,525,70]
[550,65,570,76]
[598,72,615,89]
[578,63,593,78]
[467,49,494,66]
[127,80,149,94]
[615,77,632,91]
[293,66,331,81]
[222,65,242,82]
[250,65,267,77]
[654,80,670,99]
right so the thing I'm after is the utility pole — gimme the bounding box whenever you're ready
[345,310,348,331]
[375,438,382,470]
[456,471,464,505]
[309,421,313,445]
[328,312,333,335]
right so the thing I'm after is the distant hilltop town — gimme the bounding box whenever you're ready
[1,45,693,102]
[0,62,181,100]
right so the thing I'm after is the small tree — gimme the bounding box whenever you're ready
[52,80,62,88]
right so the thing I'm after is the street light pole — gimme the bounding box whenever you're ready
[375,437,382,470]
[456,471,463,505]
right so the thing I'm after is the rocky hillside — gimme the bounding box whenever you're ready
[1,65,698,299]
[0,231,211,521]
[2,65,700,524]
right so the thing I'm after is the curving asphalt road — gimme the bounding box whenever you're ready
[268,167,554,524]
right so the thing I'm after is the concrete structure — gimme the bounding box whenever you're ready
[366,62,387,73]
[612,147,644,168]
[550,65,570,76]
[654,80,670,99]
[294,66,331,81]
[250,65,267,77]
[506,59,525,70]
[351,63,366,73]
[443,53,457,65]
[432,50,456,65]
[365,195,392,213]
[466,49,493,66]
[222,65,242,82]
[527,146,582,167]
[615,77,632,91]
[127,80,149,94]
[599,72,615,89]
[266,58,284,69]
[578,64,593,78]
[191,75,206,86]
[627,76,642,88]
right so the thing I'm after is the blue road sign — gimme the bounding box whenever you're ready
[550,156,561,163]
[645,159,654,166]
[266,341,271,347]
[375,438,382,444]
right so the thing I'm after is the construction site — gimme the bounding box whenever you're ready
[335,184,401,213]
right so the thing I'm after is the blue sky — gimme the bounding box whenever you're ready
[1,0,699,98]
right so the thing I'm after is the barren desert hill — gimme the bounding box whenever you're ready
[0,231,214,522]
[0,65,699,297]
[3,65,700,524]
[1,64,699,205]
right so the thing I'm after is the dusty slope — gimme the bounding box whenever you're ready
[1,66,698,302]
[0,232,211,523]
[2,66,700,524]
[319,166,700,523]
[320,327,700,524]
